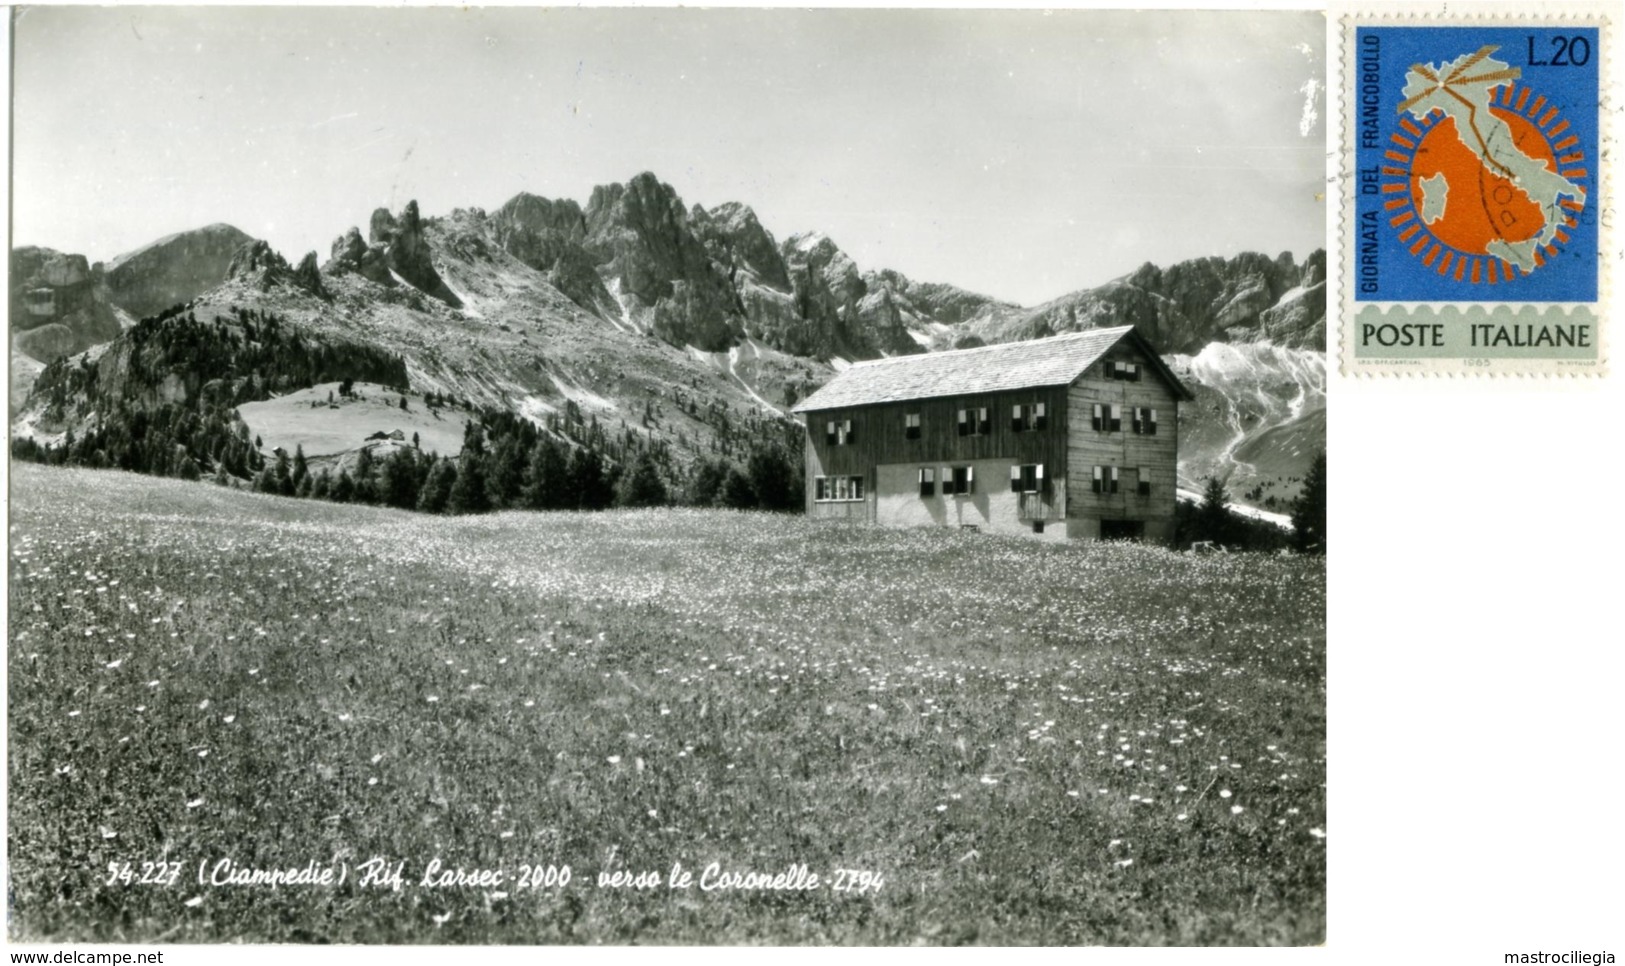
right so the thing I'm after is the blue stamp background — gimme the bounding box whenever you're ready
[1354,26,1599,302]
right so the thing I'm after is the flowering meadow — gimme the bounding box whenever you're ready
[7,464,1325,944]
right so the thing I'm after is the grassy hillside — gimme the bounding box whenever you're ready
[237,382,471,463]
[7,464,1325,944]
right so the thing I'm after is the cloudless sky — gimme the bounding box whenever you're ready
[12,7,1325,306]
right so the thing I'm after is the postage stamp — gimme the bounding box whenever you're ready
[1341,5,1613,375]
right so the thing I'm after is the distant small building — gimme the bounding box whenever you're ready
[790,325,1194,543]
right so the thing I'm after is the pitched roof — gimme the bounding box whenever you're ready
[791,326,1191,412]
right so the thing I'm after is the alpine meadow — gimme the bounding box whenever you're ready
[7,465,1325,944]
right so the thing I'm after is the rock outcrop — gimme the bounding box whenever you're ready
[227,241,329,300]
[9,247,123,362]
[582,173,743,352]
[103,223,255,319]
[366,201,463,308]
[692,202,792,293]
[491,193,617,319]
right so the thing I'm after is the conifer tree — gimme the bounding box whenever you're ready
[720,467,756,509]
[615,450,668,508]
[418,458,457,514]
[447,453,490,515]
[1292,450,1327,555]
[331,471,355,503]
[521,438,569,510]
[1195,476,1234,545]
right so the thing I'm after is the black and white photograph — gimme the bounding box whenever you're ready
[6,5,1330,947]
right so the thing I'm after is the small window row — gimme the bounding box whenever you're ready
[1105,360,1141,381]
[824,419,856,446]
[1090,404,1159,435]
[1091,465,1154,496]
[838,403,1053,445]
[813,475,865,502]
[916,463,1048,496]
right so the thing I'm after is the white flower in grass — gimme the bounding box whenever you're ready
[1309,827,1326,839]
[1176,813,1189,822]
[1231,805,1245,815]
[106,659,123,670]
[184,896,204,908]
[223,715,236,724]
[607,756,621,765]
[186,797,205,809]
[1219,789,1232,799]
[100,826,117,839]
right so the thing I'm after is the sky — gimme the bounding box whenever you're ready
[11,6,1325,307]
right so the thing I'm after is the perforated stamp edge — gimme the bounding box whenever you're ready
[1335,3,1614,379]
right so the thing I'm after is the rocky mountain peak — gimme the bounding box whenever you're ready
[224,242,329,301]
[102,223,255,320]
[691,201,791,293]
[581,173,742,351]
[9,246,122,371]
[227,239,291,279]
[494,192,587,239]
[361,200,461,309]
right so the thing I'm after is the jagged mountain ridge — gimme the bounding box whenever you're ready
[13,170,1325,508]
[941,250,1326,355]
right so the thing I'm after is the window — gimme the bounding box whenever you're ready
[1032,520,1045,534]
[1107,360,1141,381]
[814,476,864,502]
[1011,402,1048,432]
[1092,465,1120,494]
[825,419,855,446]
[1010,463,1044,494]
[950,465,975,495]
[1133,407,1159,436]
[918,467,937,498]
[957,407,990,437]
[1091,403,1123,432]
[904,412,921,440]
[1136,468,1152,496]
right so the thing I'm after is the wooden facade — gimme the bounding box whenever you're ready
[794,328,1191,542]
[1064,339,1183,543]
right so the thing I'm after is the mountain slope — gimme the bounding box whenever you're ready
[12,171,1325,512]
[103,223,256,319]
[1169,343,1326,511]
[950,250,1325,355]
